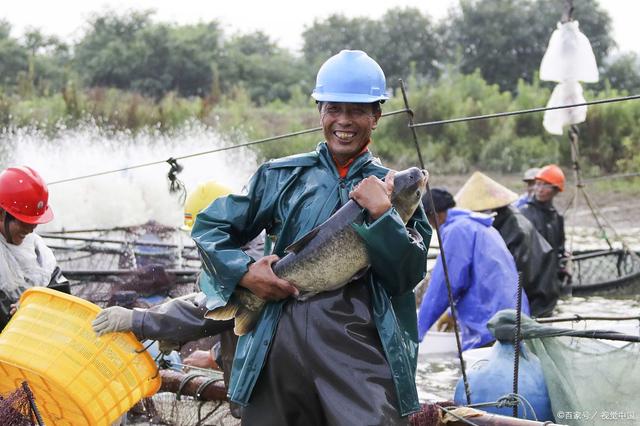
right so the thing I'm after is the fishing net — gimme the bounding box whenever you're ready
[145,393,238,426]
[489,310,640,425]
[527,337,640,426]
[46,222,200,307]
[571,249,640,287]
[0,382,43,426]
[409,401,455,426]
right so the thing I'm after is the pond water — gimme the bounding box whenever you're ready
[416,290,640,403]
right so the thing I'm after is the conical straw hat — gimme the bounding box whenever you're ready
[455,171,519,211]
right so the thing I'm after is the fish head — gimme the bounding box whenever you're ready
[390,167,429,223]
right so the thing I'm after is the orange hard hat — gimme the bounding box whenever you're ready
[0,166,54,224]
[535,164,565,192]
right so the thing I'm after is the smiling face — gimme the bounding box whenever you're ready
[0,210,37,245]
[320,102,381,165]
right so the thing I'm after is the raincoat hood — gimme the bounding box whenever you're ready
[446,208,494,227]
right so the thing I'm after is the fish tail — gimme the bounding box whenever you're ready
[205,290,266,335]
[233,306,262,336]
[205,301,239,321]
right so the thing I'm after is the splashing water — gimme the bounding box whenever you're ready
[2,123,258,231]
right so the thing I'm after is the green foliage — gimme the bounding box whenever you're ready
[0,3,638,176]
[0,21,28,89]
[446,0,614,92]
[598,52,640,94]
[74,11,221,98]
[217,32,310,105]
[301,9,443,91]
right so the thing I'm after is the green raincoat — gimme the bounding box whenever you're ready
[192,142,431,416]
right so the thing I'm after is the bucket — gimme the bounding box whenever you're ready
[0,287,161,425]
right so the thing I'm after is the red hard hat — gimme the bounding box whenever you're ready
[0,166,54,224]
[535,164,565,192]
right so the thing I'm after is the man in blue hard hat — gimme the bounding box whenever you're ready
[192,50,431,424]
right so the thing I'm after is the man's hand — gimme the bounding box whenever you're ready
[183,349,219,370]
[9,303,19,316]
[349,172,394,221]
[92,306,134,336]
[435,311,456,332]
[239,255,298,300]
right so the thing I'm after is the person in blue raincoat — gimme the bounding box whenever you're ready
[418,188,529,351]
[192,50,431,425]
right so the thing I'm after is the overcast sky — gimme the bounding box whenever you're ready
[2,0,637,54]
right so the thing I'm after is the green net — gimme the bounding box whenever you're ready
[528,336,639,425]
[488,310,640,425]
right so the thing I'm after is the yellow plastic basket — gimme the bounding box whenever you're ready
[0,287,161,425]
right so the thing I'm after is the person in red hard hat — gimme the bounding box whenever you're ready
[519,164,570,311]
[0,166,66,330]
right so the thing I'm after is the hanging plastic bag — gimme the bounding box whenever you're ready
[543,81,587,135]
[540,21,599,83]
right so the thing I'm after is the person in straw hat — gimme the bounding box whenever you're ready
[418,188,529,350]
[456,171,559,317]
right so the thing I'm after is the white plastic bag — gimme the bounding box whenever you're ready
[543,81,587,135]
[540,21,599,83]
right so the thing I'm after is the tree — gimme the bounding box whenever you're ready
[598,52,640,93]
[301,15,380,72]
[22,29,71,94]
[301,9,444,93]
[375,8,442,89]
[0,21,28,88]
[218,32,309,104]
[444,0,614,92]
[74,11,222,98]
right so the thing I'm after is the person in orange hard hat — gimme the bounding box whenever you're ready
[519,164,570,292]
[0,166,67,330]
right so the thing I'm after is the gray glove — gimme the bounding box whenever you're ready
[92,306,134,337]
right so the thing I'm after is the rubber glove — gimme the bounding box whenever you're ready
[92,306,134,336]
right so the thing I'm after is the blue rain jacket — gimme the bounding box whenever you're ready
[418,208,529,350]
[513,193,530,209]
[192,142,431,416]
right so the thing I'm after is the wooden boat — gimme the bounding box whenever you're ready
[569,249,640,297]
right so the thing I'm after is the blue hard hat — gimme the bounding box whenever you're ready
[311,50,389,103]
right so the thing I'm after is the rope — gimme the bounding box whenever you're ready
[176,373,203,401]
[44,94,639,187]
[195,377,225,400]
[22,381,44,426]
[410,94,640,128]
[399,78,471,405]
[196,400,223,425]
[512,273,523,418]
[46,108,408,186]
[437,405,481,426]
[466,393,539,421]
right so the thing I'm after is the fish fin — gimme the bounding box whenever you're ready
[296,291,317,302]
[284,228,320,254]
[204,302,238,321]
[350,266,370,282]
[233,307,262,336]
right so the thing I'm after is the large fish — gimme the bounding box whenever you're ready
[206,167,429,335]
